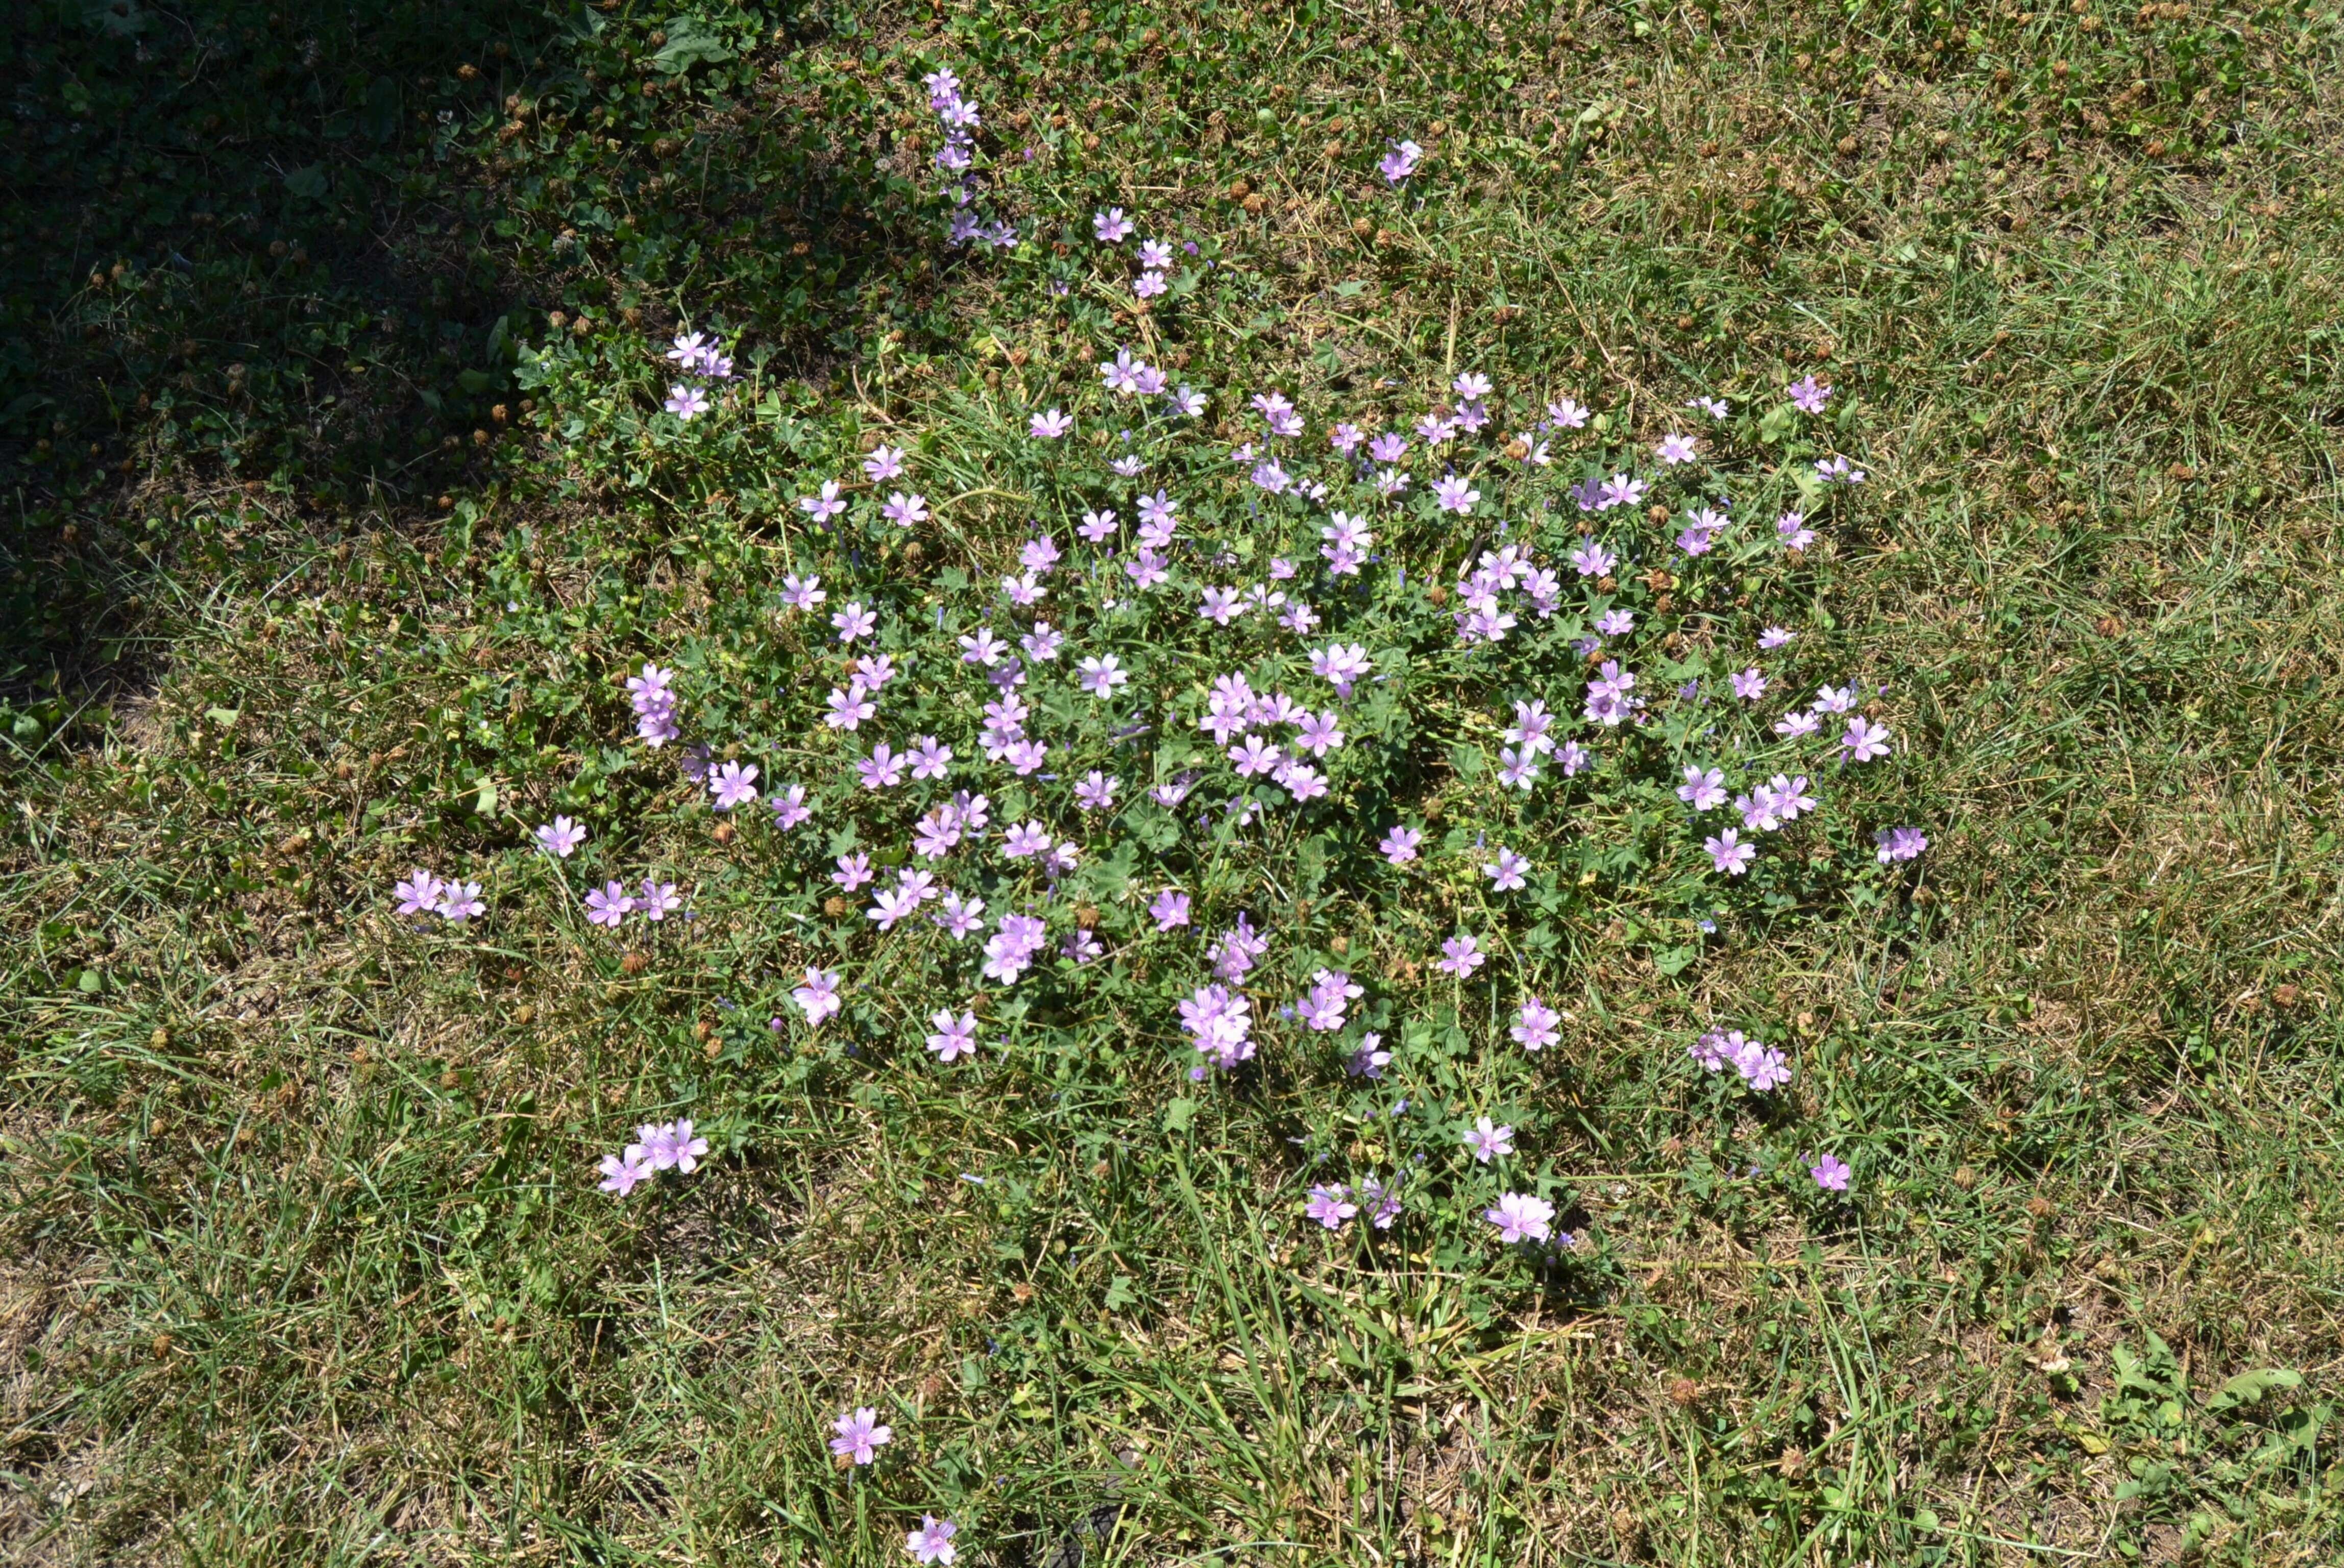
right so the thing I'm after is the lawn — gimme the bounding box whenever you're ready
[4,2,2343,1564]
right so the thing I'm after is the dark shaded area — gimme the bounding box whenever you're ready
[0,0,942,753]
[0,0,568,746]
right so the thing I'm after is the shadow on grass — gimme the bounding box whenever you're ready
[0,0,941,755]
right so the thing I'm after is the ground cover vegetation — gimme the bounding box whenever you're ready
[4,0,2344,1563]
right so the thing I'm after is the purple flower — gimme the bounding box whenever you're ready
[1689,1028,1742,1073]
[1809,1152,1851,1191]
[1735,1038,1792,1092]
[1759,625,1794,650]
[1599,472,1648,510]
[1436,935,1485,977]
[1292,709,1345,756]
[1484,1192,1554,1244]
[1124,548,1169,591]
[1703,828,1756,876]
[665,384,710,421]
[1483,848,1530,892]
[1305,1184,1358,1231]
[867,885,923,931]
[1677,766,1727,812]
[830,601,876,644]
[637,878,681,921]
[905,1514,959,1565]
[1774,709,1823,740]
[863,443,907,481]
[1097,347,1150,395]
[828,1406,892,1465]
[856,744,907,791]
[1730,668,1769,703]
[1655,433,1698,467]
[1012,535,1061,578]
[1030,407,1073,439]
[1296,969,1363,1033]
[534,817,586,857]
[982,912,1049,984]
[1788,376,1833,414]
[925,1009,980,1064]
[1346,1033,1393,1079]
[1180,983,1255,1068]
[766,786,811,831]
[1548,396,1591,429]
[1228,734,1281,778]
[824,686,876,731]
[1379,824,1422,865]
[394,869,447,918]
[1496,747,1541,791]
[1078,654,1130,697]
[1875,825,1930,864]
[1568,538,1616,578]
[799,480,848,525]
[934,891,986,940]
[638,1118,710,1173]
[1150,888,1191,931]
[585,880,633,927]
[1432,474,1480,515]
[1841,717,1892,763]
[1462,1116,1513,1163]
[598,1146,653,1195]
[901,735,951,781]
[1769,774,1819,820]
[1777,510,1817,550]
[709,761,760,811]
[793,967,843,1026]
[1511,996,1561,1052]
[1358,1175,1404,1229]
[1378,138,1424,183]
[1093,206,1135,243]
[881,491,929,529]
[436,880,485,923]
[1001,821,1052,859]
[780,574,826,611]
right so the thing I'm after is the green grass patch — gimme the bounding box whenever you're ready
[5,2,2344,1564]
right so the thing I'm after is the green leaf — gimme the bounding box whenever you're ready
[1163,1098,1197,1133]
[284,165,330,200]
[2206,1367,2301,1415]
[360,76,400,141]
[651,20,734,74]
